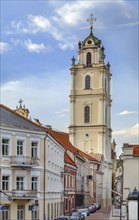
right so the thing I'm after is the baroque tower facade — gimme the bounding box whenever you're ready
[69,15,112,206]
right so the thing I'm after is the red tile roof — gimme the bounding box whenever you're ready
[42,126,99,163]
[64,153,77,167]
[133,146,139,157]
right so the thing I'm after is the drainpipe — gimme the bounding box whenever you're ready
[44,132,48,220]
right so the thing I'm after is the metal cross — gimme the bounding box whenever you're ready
[18,98,23,108]
[87,14,97,29]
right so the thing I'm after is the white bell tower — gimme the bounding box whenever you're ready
[69,14,112,206]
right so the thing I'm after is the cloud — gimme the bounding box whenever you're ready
[117,110,137,116]
[54,1,96,26]
[9,15,77,50]
[112,123,139,138]
[112,123,139,156]
[0,42,11,54]
[55,108,69,118]
[1,72,70,130]
[24,39,50,53]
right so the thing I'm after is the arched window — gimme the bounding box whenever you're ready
[84,105,90,123]
[86,52,91,67]
[85,75,90,89]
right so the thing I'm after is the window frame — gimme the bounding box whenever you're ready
[2,139,9,156]
[85,75,91,89]
[31,142,38,158]
[16,176,24,190]
[31,177,38,191]
[17,205,24,220]
[32,209,38,220]
[86,52,92,67]
[84,105,90,123]
[2,176,9,191]
[2,206,9,220]
[17,140,24,156]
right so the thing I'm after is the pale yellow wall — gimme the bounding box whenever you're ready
[123,158,139,199]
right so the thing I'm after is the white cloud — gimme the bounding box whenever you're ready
[24,39,49,53]
[1,72,70,130]
[0,42,11,54]
[9,15,77,50]
[55,108,69,118]
[117,110,137,116]
[27,15,51,33]
[112,123,139,138]
[54,1,96,26]
[112,123,139,156]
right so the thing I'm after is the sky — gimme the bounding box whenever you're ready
[0,0,139,156]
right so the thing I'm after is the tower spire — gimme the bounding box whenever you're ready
[87,13,97,34]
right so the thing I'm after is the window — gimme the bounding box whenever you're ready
[17,140,24,155]
[47,203,50,220]
[86,52,91,67]
[2,176,9,190]
[2,206,9,220]
[65,198,68,211]
[31,177,38,191]
[84,106,90,123]
[31,142,38,158]
[85,75,90,89]
[105,107,107,125]
[16,177,24,190]
[32,210,38,220]
[2,139,9,156]
[51,203,53,219]
[105,78,107,92]
[17,205,24,220]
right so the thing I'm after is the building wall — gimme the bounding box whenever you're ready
[64,164,76,216]
[45,135,65,219]
[123,158,139,199]
[0,126,46,220]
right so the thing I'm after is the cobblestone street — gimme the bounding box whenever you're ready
[86,206,111,220]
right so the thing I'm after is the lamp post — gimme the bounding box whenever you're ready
[0,190,12,201]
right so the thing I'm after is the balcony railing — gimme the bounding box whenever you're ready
[12,189,37,199]
[10,156,39,166]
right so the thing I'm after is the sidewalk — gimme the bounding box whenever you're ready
[86,206,111,220]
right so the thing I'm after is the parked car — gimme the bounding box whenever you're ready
[70,215,80,220]
[71,211,84,220]
[92,202,101,210]
[88,205,97,213]
[78,208,90,217]
[56,216,71,220]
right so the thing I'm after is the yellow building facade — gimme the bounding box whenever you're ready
[69,18,112,206]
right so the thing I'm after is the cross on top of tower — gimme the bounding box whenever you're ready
[18,98,23,108]
[87,14,97,34]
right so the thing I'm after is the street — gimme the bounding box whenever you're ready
[86,206,111,220]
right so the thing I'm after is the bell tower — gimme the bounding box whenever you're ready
[69,14,112,206]
[69,15,112,162]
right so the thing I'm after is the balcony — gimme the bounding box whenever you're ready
[10,156,39,167]
[12,189,37,200]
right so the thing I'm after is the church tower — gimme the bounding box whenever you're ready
[69,15,112,163]
[69,15,112,206]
